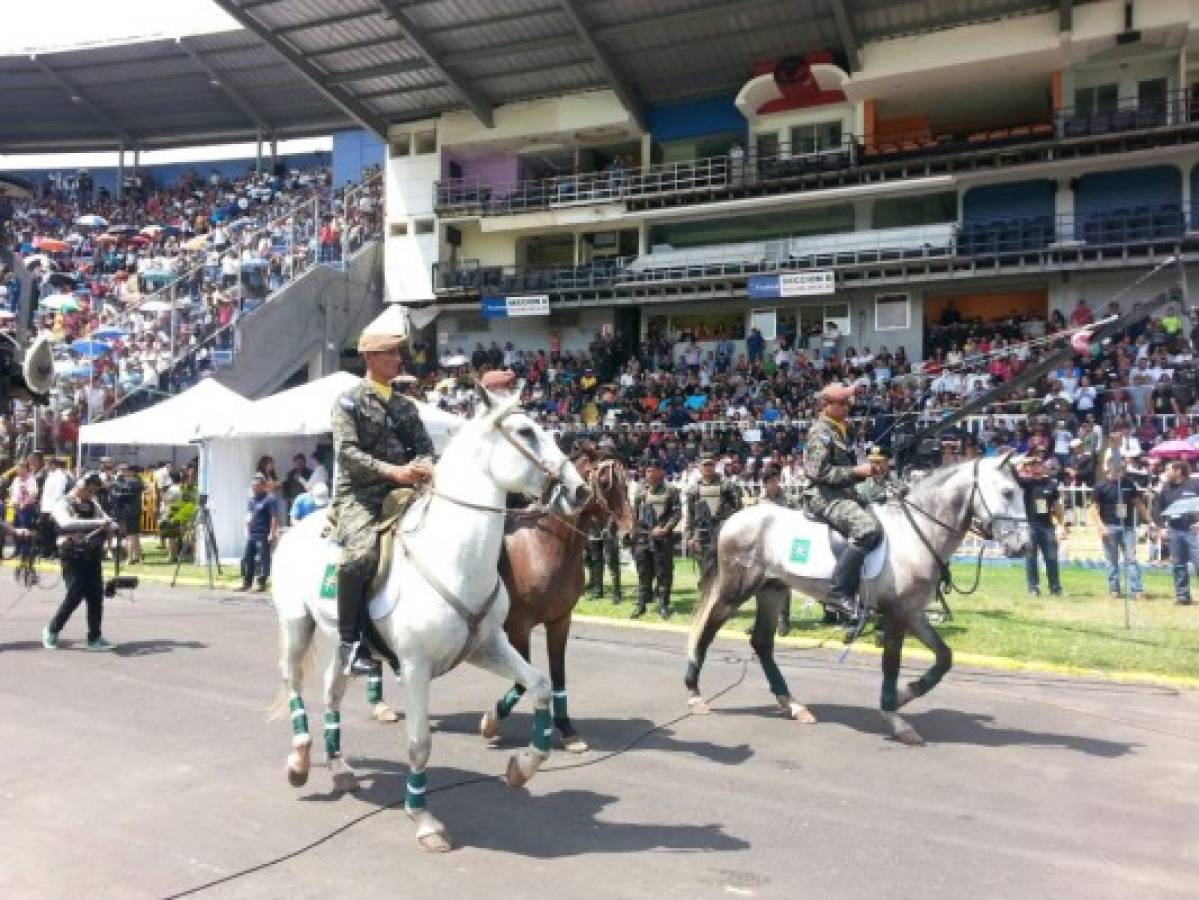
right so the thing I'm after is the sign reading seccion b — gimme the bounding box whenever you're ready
[747,271,835,299]
[481,294,551,318]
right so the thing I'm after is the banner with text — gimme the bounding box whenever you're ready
[747,271,835,299]
[481,294,551,318]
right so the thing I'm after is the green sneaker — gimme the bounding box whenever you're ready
[85,637,115,652]
[42,627,58,649]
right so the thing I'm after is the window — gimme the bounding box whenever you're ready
[875,293,911,331]
[388,222,409,237]
[789,120,843,155]
[1075,83,1118,116]
[414,131,437,155]
[414,218,435,235]
[755,132,779,161]
[390,135,411,157]
[873,192,956,228]
[750,308,777,341]
[797,303,850,341]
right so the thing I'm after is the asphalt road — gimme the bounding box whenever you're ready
[1,576,1197,900]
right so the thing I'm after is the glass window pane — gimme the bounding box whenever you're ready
[1096,83,1119,112]
[756,132,780,159]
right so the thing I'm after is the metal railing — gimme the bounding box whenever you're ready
[432,206,1189,296]
[433,90,1197,217]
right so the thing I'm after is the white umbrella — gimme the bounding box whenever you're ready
[74,214,108,228]
[139,299,172,313]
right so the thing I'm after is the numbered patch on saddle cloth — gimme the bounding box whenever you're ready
[762,509,887,582]
[319,563,338,600]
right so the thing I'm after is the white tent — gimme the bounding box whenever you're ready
[79,378,252,447]
[200,372,465,561]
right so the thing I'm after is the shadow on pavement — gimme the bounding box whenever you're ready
[301,759,751,858]
[114,639,208,657]
[806,703,1140,757]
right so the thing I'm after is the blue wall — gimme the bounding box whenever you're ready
[1075,166,1181,217]
[5,149,330,196]
[331,129,386,188]
[963,180,1055,224]
[647,96,745,142]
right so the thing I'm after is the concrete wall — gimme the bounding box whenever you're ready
[331,129,385,188]
[219,240,384,398]
[384,136,440,302]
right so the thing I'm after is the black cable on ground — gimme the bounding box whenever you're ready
[161,658,749,899]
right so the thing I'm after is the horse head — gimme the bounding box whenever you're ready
[571,443,635,537]
[471,381,590,511]
[973,453,1030,557]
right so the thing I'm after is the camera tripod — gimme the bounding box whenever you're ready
[172,496,223,589]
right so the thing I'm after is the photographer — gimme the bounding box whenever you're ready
[41,471,118,652]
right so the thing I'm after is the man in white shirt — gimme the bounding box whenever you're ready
[39,457,71,515]
[308,454,330,489]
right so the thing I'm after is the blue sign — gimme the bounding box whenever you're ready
[481,296,508,319]
[480,295,550,318]
[747,275,780,299]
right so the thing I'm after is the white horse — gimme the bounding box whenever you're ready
[270,384,590,852]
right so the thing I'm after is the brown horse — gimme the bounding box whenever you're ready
[369,447,634,753]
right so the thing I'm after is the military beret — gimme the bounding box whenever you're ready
[820,382,854,403]
[480,369,517,392]
[357,332,403,353]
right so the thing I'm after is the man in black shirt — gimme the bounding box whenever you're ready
[1017,455,1065,596]
[1155,460,1199,605]
[1089,459,1150,600]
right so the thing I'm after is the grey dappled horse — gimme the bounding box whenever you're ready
[685,456,1028,745]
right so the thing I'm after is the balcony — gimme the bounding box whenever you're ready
[433,91,1198,218]
[432,208,1192,302]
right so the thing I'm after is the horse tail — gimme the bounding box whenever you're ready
[268,615,318,721]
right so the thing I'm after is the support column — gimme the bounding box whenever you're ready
[1181,163,1192,230]
[255,128,263,174]
[1055,178,1076,243]
[270,138,279,168]
[116,144,125,201]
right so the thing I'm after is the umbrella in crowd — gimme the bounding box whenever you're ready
[74,214,108,228]
[33,236,70,253]
[91,326,128,341]
[139,299,172,313]
[106,226,137,237]
[1147,440,1199,460]
[41,296,80,312]
[140,225,164,237]
[70,339,112,358]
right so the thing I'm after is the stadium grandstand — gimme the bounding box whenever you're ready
[2,0,1199,496]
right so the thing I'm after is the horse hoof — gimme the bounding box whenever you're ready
[373,703,399,723]
[417,830,454,853]
[560,733,589,754]
[287,765,309,787]
[687,695,711,716]
[894,728,925,747]
[286,743,311,787]
[505,755,530,788]
[480,710,500,741]
[329,758,360,793]
[777,697,817,724]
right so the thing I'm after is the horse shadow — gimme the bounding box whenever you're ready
[0,640,44,653]
[114,639,208,657]
[302,758,750,858]
[806,703,1139,758]
[429,709,755,767]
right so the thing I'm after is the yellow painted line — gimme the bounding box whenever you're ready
[31,560,240,590]
[572,613,1199,690]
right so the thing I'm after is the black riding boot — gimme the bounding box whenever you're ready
[657,583,672,620]
[825,546,864,621]
[632,584,650,618]
[610,568,622,605]
[336,569,379,678]
[586,560,603,599]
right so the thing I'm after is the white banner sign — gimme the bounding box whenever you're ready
[778,271,835,297]
[506,294,550,316]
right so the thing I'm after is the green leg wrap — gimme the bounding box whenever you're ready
[406,771,427,811]
[289,695,309,738]
[551,691,569,722]
[531,707,552,754]
[496,684,525,719]
[324,710,341,757]
[367,673,383,704]
[880,675,899,713]
[913,667,945,697]
[758,657,790,699]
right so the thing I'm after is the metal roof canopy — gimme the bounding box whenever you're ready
[1,1,1075,153]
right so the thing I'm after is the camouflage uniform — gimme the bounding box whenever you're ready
[685,475,742,560]
[331,380,433,644]
[631,481,682,617]
[802,416,882,552]
[585,522,622,603]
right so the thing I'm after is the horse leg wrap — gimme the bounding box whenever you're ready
[532,707,552,754]
[289,695,309,738]
[880,675,899,713]
[406,771,427,811]
[324,711,341,757]
[497,684,525,719]
[684,660,701,693]
[913,665,947,698]
[758,656,790,699]
[367,672,383,704]
[551,691,569,729]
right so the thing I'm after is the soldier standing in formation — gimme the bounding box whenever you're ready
[802,383,884,622]
[585,521,622,603]
[760,465,798,635]
[631,460,681,620]
[330,328,435,677]
[685,456,742,562]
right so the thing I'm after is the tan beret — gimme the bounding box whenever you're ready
[820,382,854,403]
[480,369,517,392]
[357,333,403,353]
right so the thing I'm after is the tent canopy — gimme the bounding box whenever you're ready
[80,378,252,447]
[201,371,464,447]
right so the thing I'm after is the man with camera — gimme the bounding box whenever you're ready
[41,471,119,652]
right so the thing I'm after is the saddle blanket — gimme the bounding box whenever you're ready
[315,545,398,623]
[764,513,887,582]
